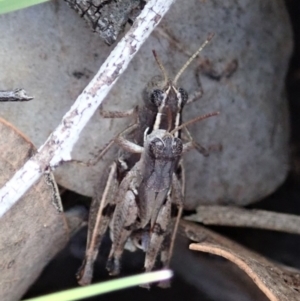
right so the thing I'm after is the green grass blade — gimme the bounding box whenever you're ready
[0,0,49,15]
[23,270,173,301]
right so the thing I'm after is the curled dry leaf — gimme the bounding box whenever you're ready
[0,118,69,301]
[180,220,300,301]
[185,205,300,235]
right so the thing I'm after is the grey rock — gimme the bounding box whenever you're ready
[0,0,292,208]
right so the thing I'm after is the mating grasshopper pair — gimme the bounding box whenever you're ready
[77,34,218,288]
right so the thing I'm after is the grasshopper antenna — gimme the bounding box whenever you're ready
[152,50,169,87]
[170,111,220,135]
[173,33,215,85]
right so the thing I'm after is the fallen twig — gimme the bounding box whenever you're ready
[185,205,300,235]
[0,89,33,101]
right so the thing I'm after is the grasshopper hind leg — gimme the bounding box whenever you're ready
[157,173,184,288]
[77,162,118,285]
[140,195,172,288]
[106,189,139,275]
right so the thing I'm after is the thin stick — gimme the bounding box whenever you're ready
[0,0,176,218]
[0,89,33,102]
[186,205,300,235]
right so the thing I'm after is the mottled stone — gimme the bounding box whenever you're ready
[0,0,292,208]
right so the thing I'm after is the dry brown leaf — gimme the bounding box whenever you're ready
[180,220,300,301]
[0,118,69,301]
[186,205,300,235]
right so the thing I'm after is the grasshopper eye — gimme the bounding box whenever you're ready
[178,88,188,106]
[149,138,164,156]
[172,138,183,155]
[154,139,164,150]
[150,89,164,107]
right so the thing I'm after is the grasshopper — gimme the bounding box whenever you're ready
[77,35,217,286]
[99,33,215,162]
[77,113,218,288]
